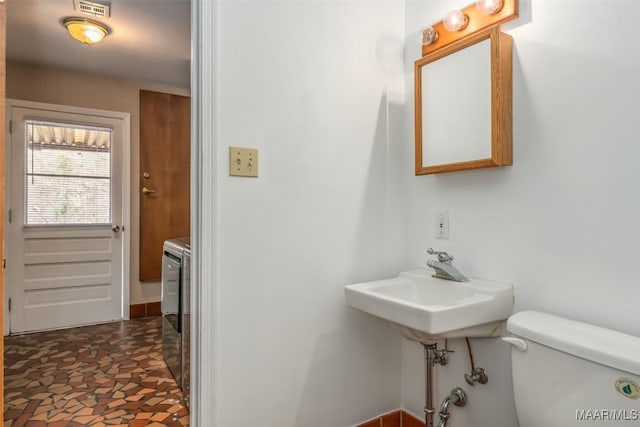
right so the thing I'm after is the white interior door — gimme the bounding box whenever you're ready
[6,101,130,333]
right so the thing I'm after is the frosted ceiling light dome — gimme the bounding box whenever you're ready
[443,10,468,32]
[63,17,110,45]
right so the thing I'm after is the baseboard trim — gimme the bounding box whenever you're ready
[356,410,424,427]
[129,302,162,318]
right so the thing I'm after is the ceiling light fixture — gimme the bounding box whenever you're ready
[443,10,468,32]
[63,17,110,46]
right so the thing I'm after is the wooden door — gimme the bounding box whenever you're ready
[139,90,190,281]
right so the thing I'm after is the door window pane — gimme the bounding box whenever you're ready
[25,121,112,225]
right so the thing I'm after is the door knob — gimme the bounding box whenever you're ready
[142,186,156,195]
[112,225,120,232]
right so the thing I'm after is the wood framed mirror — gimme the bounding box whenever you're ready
[415,26,513,175]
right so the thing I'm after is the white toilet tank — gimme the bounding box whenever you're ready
[505,311,640,427]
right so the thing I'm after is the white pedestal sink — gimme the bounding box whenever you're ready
[344,269,513,344]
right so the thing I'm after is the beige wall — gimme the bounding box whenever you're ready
[6,61,190,305]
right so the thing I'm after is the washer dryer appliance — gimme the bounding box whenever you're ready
[161,237,190,393]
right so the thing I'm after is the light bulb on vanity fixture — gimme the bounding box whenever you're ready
[476,0,504,15]
[443,10,468,32]
[63,17,110,45]
[421,26,438,45]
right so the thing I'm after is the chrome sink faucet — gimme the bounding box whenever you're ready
[426,248,469,282]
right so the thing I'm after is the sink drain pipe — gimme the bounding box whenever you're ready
[423,344,436,427]
[423,342,451,427]
[423,342,467,427]
[437,387,467,427]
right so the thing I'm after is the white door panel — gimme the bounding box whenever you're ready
[6,102,130,333]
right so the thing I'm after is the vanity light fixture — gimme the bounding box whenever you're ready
[476,0,504,15]
[63,17,110,45]
[443,10,468,32]
[421,26,438,45]
[420,0,517,56]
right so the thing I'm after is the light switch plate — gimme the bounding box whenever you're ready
[229,146,259,177]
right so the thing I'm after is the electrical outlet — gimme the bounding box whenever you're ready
[229,146,259,177]
[436,211,449,240]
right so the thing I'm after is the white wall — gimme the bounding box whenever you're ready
[402,0,640,425]
[213,0,406,425]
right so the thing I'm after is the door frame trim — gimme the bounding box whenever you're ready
[4,98,131,334]
[191,0,216,424]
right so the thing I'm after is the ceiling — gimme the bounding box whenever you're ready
[6,0,191,88]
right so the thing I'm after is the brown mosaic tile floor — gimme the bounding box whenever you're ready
[4,317,189,426]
